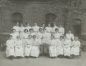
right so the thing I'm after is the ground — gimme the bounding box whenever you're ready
[0,51,85,66]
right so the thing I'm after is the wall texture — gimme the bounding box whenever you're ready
[0,1,65,33]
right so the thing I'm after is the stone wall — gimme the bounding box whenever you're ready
[0,1,65,33]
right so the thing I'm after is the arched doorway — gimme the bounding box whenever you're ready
[11,12,23,25]
[45,13,57,27]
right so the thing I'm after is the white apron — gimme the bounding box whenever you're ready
[30,39,41,57]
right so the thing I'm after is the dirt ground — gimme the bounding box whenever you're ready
[0,51,86,66]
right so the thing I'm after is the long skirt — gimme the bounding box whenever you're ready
[57,47,63,56]
[49,46,57,57]
[24,45,32,56]
[15,47,24,57]
[71,47,80,55]
[30,46,40,57]
[63,47,71,56]
[6,47,15,57]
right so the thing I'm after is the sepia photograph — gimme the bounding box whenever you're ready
[0,0,86,66]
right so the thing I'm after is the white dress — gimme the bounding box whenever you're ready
[66,33,74,40]
[21,32,29,46]
[6,39,15,57]
[30,39,41,57]
[32,26,39,32]
[36,32,43,39]
[24,26,31,31]
[10,32,19,40]
[52,26,59,33]
[49,39,57,57]
[45,27,52,33]
[20,26,25,32]
[15,39,24,57]
[71,40,80,55]
[63,39,71,56]
[28,32,36,37]
[24,39,32,56]
[57,39,63,56]
[58,27,65,36]
[36,32,43,44]
[53,32,61,39]
[13,26,20,32]
[42,32,51,44]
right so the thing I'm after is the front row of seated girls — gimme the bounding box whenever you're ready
[5,33,81,59]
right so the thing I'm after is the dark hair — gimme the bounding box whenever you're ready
[29,28,33,31]
[55,28,59,31]
[24,29,28,32]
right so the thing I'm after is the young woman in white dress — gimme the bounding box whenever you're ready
[53,28,61,39]
[45,24,52,33]
[71,37,81,57]
[58,25,65,36]
[6,36,15,59]
[30,35,41,58]
[65,30,74,41]
[15,36,24,58]
[49,35,57,58]
[32,23,40,33]
[63,37,72,58]
[24,35,32,57]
